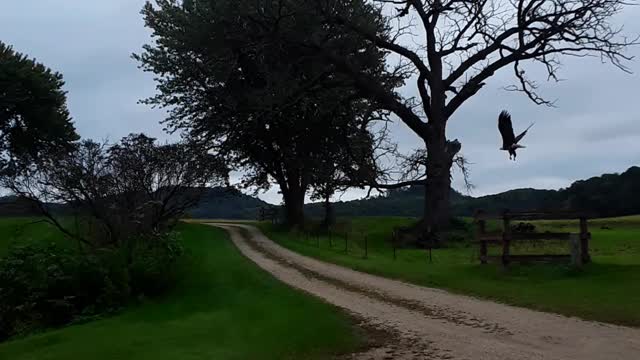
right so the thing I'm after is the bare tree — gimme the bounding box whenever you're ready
[3,134,227,248]
[306,0,638,231]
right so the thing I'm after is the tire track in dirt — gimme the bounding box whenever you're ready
[211,223,640,360]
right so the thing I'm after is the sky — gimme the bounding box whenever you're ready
[1,1,639,205]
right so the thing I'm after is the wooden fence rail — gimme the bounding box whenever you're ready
[474,210,592,267]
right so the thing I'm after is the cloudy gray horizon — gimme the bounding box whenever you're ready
[2,1,639,205]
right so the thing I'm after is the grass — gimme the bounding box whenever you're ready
[258,215,640,327]
[0,218,69,256]
[0,222,360,359]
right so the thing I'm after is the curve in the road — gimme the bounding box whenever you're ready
[210,223,640,360]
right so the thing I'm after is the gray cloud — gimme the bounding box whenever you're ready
[1,1,639,204]
[583,118,640,142]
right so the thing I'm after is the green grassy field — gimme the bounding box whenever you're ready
[0,221,360,359]
[259,216,640,327]
[0,218,69,256]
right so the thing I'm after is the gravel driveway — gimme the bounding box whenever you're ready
[211,223,640,360]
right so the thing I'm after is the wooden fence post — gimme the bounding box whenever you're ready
[502,212,512,267]
[345,233,348,253]
[570,233,583,267]
[579,217,591,264]
[363,235,368,259]
[475,215,487,264]
[391,230,397,260]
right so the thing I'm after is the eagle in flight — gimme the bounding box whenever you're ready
[498,110,534,161]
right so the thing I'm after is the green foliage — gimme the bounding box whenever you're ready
[0,228,186,340]
[0,41,78,172]
[129,232,184,296]
[260,215,640,326]
[135,0,395,226]
[0,224,360,359]
[0,244,128,340]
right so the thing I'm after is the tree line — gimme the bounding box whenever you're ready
[303,166,640,219]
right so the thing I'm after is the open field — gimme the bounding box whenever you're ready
[258,215,640,326]
[0,218,68,256]
[0,222,360,359]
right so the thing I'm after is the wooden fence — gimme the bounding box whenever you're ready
[474,210,592,267]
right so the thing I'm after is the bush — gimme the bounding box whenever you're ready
[129,231,184,297]
[0,232,184,341]
[0,244,124,340]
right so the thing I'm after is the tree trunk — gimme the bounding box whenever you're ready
[422,121,458,234]
[283,186,306,228]
[423,154,453,232]
[322,193,335,231]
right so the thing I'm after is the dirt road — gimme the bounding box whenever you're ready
[211,223,640,360]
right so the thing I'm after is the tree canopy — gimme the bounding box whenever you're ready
[0,41,78,172]
[135,0,398,226]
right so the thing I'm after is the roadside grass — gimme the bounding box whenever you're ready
[258,215,640,327]
[0,222,360,359]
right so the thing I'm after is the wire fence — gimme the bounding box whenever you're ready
[285,227,440,264]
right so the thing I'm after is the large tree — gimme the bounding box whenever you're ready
[135,0,397,226]
[290,0,637,232]
[0,41,78,172]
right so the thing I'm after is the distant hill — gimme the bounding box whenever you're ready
[304,166,640,218]
[4,166,637,220]
[452,188,563,216]
[0,196,40,216]
[304,188,470,218]
[187,187,270,220]
[561,166,640,218]
[461,166,640,217]
[0,188,269,221]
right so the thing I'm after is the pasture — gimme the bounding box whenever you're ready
[0,221,360,359]
[0,218,68,256]
[259,215,640,326]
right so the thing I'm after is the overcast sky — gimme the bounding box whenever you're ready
[2,1,639,204]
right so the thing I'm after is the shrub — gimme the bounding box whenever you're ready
[0,232,184,341]
[129,231,184,297]
[0,244,124,340]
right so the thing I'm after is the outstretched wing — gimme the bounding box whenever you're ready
[514,123,535,144]
[498,110,515,148]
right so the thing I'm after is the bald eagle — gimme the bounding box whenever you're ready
[498,111,534,161]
